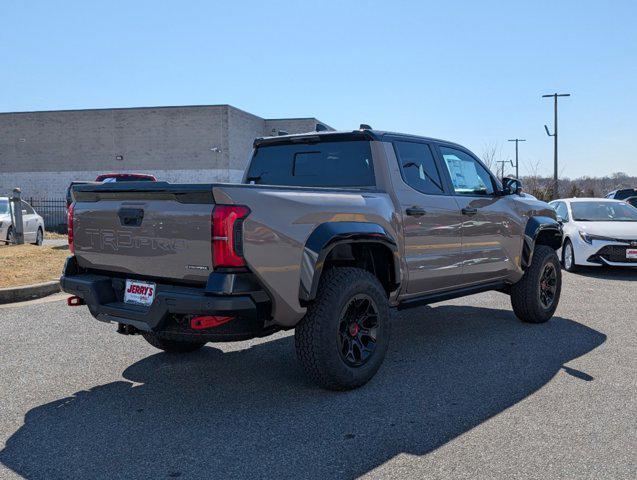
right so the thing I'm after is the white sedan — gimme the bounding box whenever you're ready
[0,197,45,246]
[549,198,637,271]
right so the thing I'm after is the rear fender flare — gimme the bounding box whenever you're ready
[521,216,563,268]
[299,222,399,302]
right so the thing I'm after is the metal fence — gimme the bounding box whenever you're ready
[26,197,68,233]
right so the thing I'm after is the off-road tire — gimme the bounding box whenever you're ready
[294,267,390,390]
[142,332,206,353]
[562,239,578,272]
[511,245,561,323]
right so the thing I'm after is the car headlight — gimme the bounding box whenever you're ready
[578,231,616,244]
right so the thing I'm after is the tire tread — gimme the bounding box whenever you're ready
[511,245,561,323]
[295,267,389,390]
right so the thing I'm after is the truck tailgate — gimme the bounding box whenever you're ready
[72,183,215,283]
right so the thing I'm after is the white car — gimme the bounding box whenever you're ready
[549,198,637,271]
[0,197,45,246]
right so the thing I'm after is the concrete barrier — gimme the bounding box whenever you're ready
[0,281,61,305]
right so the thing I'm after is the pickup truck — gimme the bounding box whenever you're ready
[61,128,563,390]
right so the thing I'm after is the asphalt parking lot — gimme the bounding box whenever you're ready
[0,268,635,480]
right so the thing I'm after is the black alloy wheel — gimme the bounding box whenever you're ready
[538,262,558,309]
[337,294,379,367]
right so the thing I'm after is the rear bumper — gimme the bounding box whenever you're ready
[60,257,274,341]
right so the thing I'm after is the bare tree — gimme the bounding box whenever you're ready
[519,163,636,201]
[522,159,553,201]
[481,141,500,172]
[567,183,583,198]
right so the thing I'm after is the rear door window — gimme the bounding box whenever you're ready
[394,141,445,195]
[21,201,35,215]
[246,141,375,187]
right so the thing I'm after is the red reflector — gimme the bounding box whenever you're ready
[68,203,75,254]
[67,295,85,306]
[190,315,234,330]
[212,205,250,268]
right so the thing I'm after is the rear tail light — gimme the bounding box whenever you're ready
[68,203,75,254]
[212,205,250,268]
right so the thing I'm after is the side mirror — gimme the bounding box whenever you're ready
[502,176,523,195]
[556,215,564,224]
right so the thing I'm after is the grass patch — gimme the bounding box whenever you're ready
[0,244,68,288]
[45,231,68,240]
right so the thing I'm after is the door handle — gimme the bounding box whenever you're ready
[461,207,478,215]
[406,207,427,217]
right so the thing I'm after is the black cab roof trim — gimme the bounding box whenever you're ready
[253,129,464,149]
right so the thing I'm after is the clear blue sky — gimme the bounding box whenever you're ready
[2,0,635,178]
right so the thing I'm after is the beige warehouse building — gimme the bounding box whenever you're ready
[0,104,332,197]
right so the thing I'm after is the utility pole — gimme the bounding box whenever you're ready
[496,160,514,181]
[507,138,525,179]
[542,93,570,199]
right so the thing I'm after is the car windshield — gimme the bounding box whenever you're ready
[571,201,637,222]
[0,199,9,215]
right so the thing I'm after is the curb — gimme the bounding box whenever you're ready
[0,281,62,305]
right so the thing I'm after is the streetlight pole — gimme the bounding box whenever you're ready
[507,138,526,179]
[542,93,570,199]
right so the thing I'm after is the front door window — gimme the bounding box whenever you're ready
[440,147,495,196]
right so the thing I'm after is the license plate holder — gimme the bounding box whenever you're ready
[627,248,637,260]
[124,279,156,306]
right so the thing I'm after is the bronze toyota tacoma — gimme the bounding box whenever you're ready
[61,128,563,390]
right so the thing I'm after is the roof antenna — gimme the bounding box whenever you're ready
[315,123,328,132]
[359,124,372,130]
[277,130,289,136]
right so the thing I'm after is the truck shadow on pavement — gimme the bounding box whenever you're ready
[1,305,605,480]
[568,266,637,281]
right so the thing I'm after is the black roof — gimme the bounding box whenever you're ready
[253,129,465,149]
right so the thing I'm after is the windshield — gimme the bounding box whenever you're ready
[571,201,637,222]
[0,199,9,215]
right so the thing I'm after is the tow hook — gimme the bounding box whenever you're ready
[117,323,140,335]
[67,296,85,306]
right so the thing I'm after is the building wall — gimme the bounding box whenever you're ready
[0,105,331,197]
[264,118,326,137]
[226,106,266,182]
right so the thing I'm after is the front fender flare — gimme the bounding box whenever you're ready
[521,216,563,268]
[299,222,399,302]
